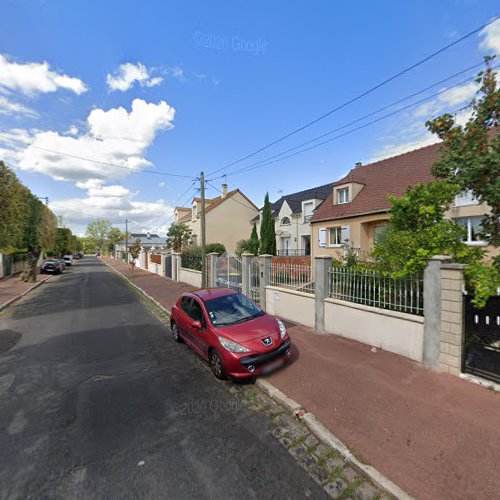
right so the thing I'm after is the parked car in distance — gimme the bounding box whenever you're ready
[63,255,73,266]
[170,289,291,380]
[40,259,64,274]
[72,253,80,260]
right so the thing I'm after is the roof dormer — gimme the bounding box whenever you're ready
[332,181,364,205]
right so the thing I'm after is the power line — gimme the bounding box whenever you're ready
[206,17,498,177]
[0,135,196,179]
[208,59,490,181]
[215,66,496,179]
[205,181,257,210]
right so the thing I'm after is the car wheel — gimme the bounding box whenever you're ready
[210,349,226,380]
[171,322,182,343]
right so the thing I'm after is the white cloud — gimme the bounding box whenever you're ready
[5,98,175,182]
[369,133,439,163]
[168,66,186,81]
[414,82,478,118]
[480,18,500,53]
[50,182,174,235]
[0,53,87,96]
[158,181,166,187]
[106,62,163,92]
[0,95,38,118]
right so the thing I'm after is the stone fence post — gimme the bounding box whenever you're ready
[259,255,272,311]
[241,253,254,297]
[439,263,466,376]
[172,252,181,282]
[314,256,331,332]
[208,252,218,288]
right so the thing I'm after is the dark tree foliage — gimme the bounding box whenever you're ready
[259,193,276,255]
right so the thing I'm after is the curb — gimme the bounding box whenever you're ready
[257,379,412,500]
[102,258,411,499]
[101,259,172,319]
[0,276,51,313]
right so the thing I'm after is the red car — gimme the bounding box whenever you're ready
[170,289,291,379]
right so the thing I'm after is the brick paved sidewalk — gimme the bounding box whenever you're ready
[101,257,195,311]
[102,256,500,500]
[0,273,50,310]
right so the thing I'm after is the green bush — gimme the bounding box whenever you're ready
[181,246,202,271]
[205,242,225,255]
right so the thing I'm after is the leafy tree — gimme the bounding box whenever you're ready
[259,193,276,255]
[107,227,124,253]
[0,161,27,251]
[53,228,74,257]
[166,222,192,252]
[86,219,111,253]
[426,58,499,245]
[373,181,482,276]
[249,221,260,255]
[129,239,141,272]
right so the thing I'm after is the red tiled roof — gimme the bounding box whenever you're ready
[310,142,441,222]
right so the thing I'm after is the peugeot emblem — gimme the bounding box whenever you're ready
[262,336,273,347]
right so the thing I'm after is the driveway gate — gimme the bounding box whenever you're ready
[463,295,500,383]
[165,254,173,279]
[215,252,242,292]
[249,256,260,304]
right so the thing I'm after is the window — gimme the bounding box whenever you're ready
[329,227,342,246]
[180,296,192,315]
[454,217,486,244]
[337,187,349,204]
[373,223,388,243]
[453,190,478,207]
[303,201,314,222]
[281,216,291,225]
[190,299,206,328]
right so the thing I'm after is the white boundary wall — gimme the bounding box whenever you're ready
[179,267,202,288]
[324,298,424,361]
[265,286,315,328]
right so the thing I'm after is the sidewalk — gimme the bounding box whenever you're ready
[0,273,50,311]
[102,257,196,310]
[103,257,500,499]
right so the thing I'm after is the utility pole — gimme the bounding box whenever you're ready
[200,171,207,288]
[125,219,129,262]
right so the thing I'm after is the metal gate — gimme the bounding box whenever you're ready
[249,256,260,304]
[463,295,500,383]
[165,254,173,279]
[215,252,242,292]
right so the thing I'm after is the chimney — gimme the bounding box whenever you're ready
[355,162,362,168]
[221,183,228,198]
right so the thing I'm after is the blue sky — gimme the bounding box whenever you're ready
[0,1,498,235]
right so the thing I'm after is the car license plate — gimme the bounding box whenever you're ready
[262,358,283,374]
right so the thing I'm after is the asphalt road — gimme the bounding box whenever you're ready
[0,258,327,500]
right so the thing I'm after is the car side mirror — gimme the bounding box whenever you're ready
[191,320,202,330]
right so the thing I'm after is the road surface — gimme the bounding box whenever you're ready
[0,257,327,499]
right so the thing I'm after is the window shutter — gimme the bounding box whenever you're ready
[341,225,350,244]
[318,228,326,247]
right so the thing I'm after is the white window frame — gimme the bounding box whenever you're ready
[337,187,349,204]
[328,227,342,247]
[280,216,291,226]
[302,200,314,223]
[454,216,487,246]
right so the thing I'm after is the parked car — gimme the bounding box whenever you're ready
[63,255,73,266]
[170,289,291,379]
[40,259,64,274]
[72,253,80,260]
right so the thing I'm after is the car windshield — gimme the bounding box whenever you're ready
[204,293,264,327]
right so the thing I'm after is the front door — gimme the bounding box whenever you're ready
[302,235,311,256]
[281,237,290,256]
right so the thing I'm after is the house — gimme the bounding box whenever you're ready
[254,183,332,255]
[115,232,167,254]
[174,184,259,252]
[310,142,493,260]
